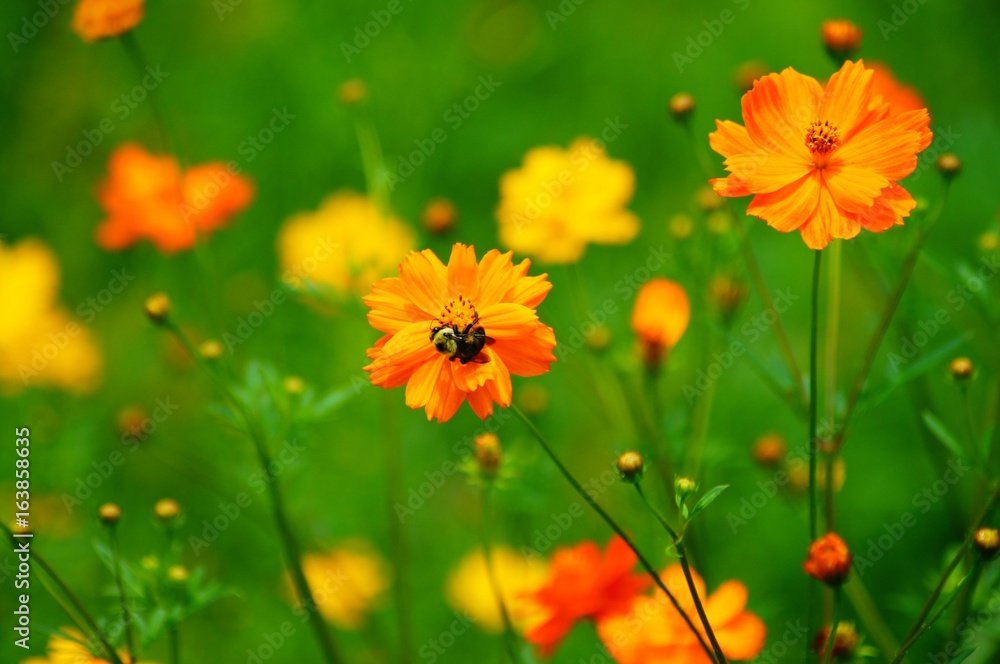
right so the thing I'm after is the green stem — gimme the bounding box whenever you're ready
[168,625,180,664]
[481,485,521,663]
[382,393,414,664]
[0,524,124,664]
[809,249,823,542]
[108,528,138,662]
[821,588,842,664]
[842,574,904,662]
[823,241,842,534]
[118,32,178,161]
[634,483,728,664]
[642,366,675,494]
[509,405,718,663]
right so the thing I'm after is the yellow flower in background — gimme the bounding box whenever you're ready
[23,629,145,663]
[445,546,549,633]
[277,191,416,298]
[0,239,101,394]
[299,540,391,630]
[497,138,640,263]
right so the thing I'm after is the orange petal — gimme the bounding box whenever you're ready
[446,243,479,299]
[405,355,447,408]
[724,150,813,194]
[832,110,927,182]
[709,120,756,157]
[858,182,915,232]
[704,581,748,626]
[710,175,752,198]
[821,162,889,214]
[424,363,466,422]
[742,67,822,158]
[476,249,516,307]
[365,277,429,333]
[466,387,496,419]
[491,326,556,377]
[399,249,448,317]
[450,356,494,392]
[507,264,552,309]
[478,303,538,339]
[483,350,512,407]
[366,322,436,388]
[819,59,880,140]
[715,612,767,660]
[745,171,820,232]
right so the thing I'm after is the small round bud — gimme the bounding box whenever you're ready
[668,214,694,240]
[822,19,863,60]
[752,433,787,467]
[706,211,731,235]
[474,433,503,478]
[668,93,695,122]
[141,555,160,571]
[585,325,612,352]
[811,622,859,661]
[167,565,190,583]
[710,276,748,324]
[675,477,698,501]
[616,451,645,483]
[515,384,549,416]
[199,339,223,360]
[732,60,768,93]
[695,186,724,212]
[973,527,1000,560]
[949,357,974,381]
[803,532,852,586]
[117,405,148,441]
[154,498,181,523]
[144,293,171,325]
[283,376,306,394]
[98,503,122,525]
[978,230,999,253]
[936,153,962,179]
[422,197,457,234]
[337,79,367,105]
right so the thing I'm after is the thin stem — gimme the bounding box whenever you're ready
[890,562,982,664]
[842,575,904,662]
[809,249,823,541]
[168,626,180,664]
[107,528,137,662]
[509,405,718,663]
[118,32,176,159]
[821,588,842,664]
[0,525,124,664]
[634,483,728,664]
[838,189,950,443]
[481,485,521,663]
[642,366,675,494]
[382,392,414,664]
[823,241,843,535]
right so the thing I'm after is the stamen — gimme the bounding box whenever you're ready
[805,120,841,156]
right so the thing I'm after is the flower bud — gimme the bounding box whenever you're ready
[978,230,999,253]
[752,433,787,467]
[936,153,961,179]
[585,325,612,352]
[732,60,768,93]
[167,565,190,583]
[668,214,694,240]
[973,527,1000,560]
[695,186,724,212]
[949,357,974,381]
[422,197,457,234]
[803,532,852,586]
[710,276,748,324]
[668,93,695,122]
[337,79,367,105]
[822,19,862,60]
[675,477,698,501]
[474,433,502,478]
[154,498,181,524]
[117,405,148,441]
[811,622,859,661]
[616,451,645,483]
[283,376,306,394]
[515,384,549,416]
[98,503,122,525]
[144,293,171,325]
[199,339,223,360]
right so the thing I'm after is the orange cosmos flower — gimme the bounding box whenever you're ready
[95,143,254,253]
[364,243,556,423]
[631,277,690,367]
[710,59,932,250]
[73,0,145,42]
[869,62,927,114]
[803,532,853,586]
[597,564,766,664]
[523,536,649,658]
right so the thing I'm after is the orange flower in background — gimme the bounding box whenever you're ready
[523,536,649,657]
[364,243,556,422]
[631,277,690,367]
[597,564,766,664]
[0,238,102,394]
[95,143,254,253]
[73,0,145,42]
[821,19,862,58]
[497,138,640,263]
[804,532,853,586]
[869,62,927,114]
[710,59,932,249]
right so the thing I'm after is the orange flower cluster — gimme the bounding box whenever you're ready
[73,0,145,42]
[710,60,931,249]
[364,244,556,422]
[803,532,853,586]
[95,144,254,253]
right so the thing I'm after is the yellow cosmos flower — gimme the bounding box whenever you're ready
[445,546,549,633]
[277,191,416,298]
[298,540,391,630]
[497,138,640,263]
[23,629,146,663]
[0,239,101,394]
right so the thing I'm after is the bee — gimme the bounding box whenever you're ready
[430,319,494,364]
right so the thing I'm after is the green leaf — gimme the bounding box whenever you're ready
[687,485,729,521]
[859,334,970,416]
[921,411,966,460]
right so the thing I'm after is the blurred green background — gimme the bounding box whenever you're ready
[2,0,1000,661]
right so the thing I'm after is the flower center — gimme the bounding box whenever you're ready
[434,294,479,332]
[805,120,841,156]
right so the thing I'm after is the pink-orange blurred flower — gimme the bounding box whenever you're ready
[364,243,556,422]
[869,62,927,114]
[73,0,144,42]
[710,60,932,249]
[803,532,852,586]
[822,19,862,58]
[523,536,649,658]
[597,564,766,663]
[631,277,690,367]
[95,143,254,253]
